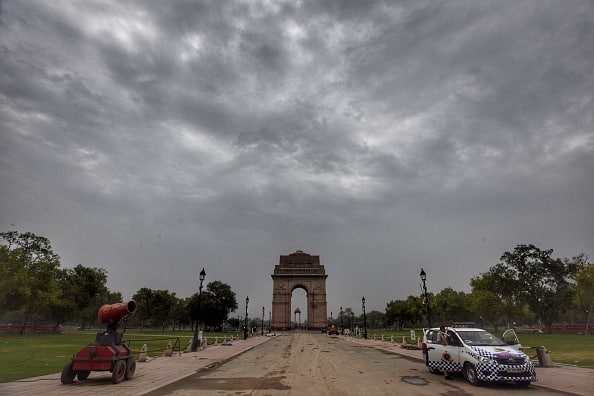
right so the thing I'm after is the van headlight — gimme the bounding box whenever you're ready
[476,355,493,363]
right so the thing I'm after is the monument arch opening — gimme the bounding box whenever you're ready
[271,250,328,331]
[291,287,307,329]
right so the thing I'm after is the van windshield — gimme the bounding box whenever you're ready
[457,330,506,346]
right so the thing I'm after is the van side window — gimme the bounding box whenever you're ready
[447,331,460,346]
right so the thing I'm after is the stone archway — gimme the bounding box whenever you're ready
[271,250,328,331]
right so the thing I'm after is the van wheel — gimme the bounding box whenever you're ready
[464,363,481,386]
[516,381,530,387]
[428,367,441,375]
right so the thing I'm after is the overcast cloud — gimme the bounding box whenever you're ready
[1,1,592,319]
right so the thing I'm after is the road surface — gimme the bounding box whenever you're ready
[147,333,560,395]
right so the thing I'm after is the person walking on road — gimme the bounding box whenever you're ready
[437,325,452,380]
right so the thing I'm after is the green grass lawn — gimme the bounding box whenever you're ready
[0,329,240,383]
[513,332,594,368]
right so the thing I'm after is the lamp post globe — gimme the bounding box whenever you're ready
[191,268,206,352]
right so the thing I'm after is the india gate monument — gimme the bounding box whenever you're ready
[271,250,328,330]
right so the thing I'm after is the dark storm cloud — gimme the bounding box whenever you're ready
[1,1,592,316]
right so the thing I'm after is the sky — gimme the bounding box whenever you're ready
[1,1,593,320]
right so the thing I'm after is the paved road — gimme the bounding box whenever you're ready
[147,333,563,396]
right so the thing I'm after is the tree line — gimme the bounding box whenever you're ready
[2,232,592,334]
[0,231,237,331]
[385,245,593,333]
[130,281,237,331]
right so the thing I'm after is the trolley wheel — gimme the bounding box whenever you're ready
[112,360,126,384]
[61,361,76,384]
[77,370,90,380]
[125,358,136,380]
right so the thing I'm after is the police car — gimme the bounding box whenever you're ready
[422,326,537,386]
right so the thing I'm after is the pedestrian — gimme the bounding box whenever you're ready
[437,325,452,380]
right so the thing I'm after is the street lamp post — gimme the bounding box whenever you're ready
[340,306,343,335]
[362,297,368,339]
[261,307,265,336]
[191,268,206,352]
[420,268,432,328]
[268,310,271,333]
[244,297,249,340]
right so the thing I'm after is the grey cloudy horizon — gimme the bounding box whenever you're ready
[1,1,593,319]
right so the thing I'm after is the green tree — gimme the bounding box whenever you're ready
[132,287,154,330]
[193,281,238,331]
[0,231,61,319]
[170,297,190,331]
[151,290,178,331]
[385,296,424,329]
[468,288,503,330]
[469,271,524,329]
[489,244,574,333]
[385,300,404,328]
[0,241,27,313]
[431,288,472,325]
[44,265,116,328]
[365,310,385,329]
[573,259,594,335]
[130,288,179,330]
[100,291,124,305]
[226,316,240,330]
[45,268,78,326]
[65,265,109,328]
[343,307,356,329]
